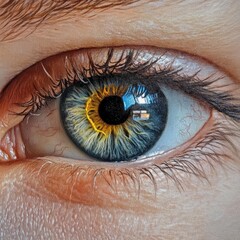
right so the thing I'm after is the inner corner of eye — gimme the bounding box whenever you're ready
[15,70,212,164]
[0,125,26,162]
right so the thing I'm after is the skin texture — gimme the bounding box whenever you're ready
[0,0,240,239]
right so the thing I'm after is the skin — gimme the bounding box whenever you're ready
[0,0,240,239]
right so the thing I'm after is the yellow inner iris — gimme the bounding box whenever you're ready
[85,84,128,137]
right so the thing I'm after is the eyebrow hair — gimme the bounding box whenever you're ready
[0,0,140,42]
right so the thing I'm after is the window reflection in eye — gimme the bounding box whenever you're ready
[0,47,239,182]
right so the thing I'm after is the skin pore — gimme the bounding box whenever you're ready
[0,0,240,239]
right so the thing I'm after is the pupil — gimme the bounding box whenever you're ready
[98,95,130,125]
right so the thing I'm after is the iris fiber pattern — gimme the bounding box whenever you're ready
[60,75,168,162]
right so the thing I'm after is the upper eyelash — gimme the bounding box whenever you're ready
[16,47,240,122]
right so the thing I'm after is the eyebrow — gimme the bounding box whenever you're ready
[0,0,223,43]
[0,0,140,42]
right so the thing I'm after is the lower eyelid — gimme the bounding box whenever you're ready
[5,159,161,211]
[1,111,238,209]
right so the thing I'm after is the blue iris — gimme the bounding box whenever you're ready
[60,77,168,162]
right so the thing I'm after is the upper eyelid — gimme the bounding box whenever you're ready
[1,1,239,86]
[6,47,240,109]
[0,46,239,140]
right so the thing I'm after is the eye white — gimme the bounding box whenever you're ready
[143,85,210,158]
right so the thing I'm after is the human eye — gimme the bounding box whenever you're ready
[1,45,239,195]
[0,1,240,239]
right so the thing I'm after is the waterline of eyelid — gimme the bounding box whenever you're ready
[33,111,212,168]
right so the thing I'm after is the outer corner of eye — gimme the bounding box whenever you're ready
[0,46,235,166]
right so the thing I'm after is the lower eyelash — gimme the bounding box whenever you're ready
[153,117,238,188]
[33,113,239,197]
